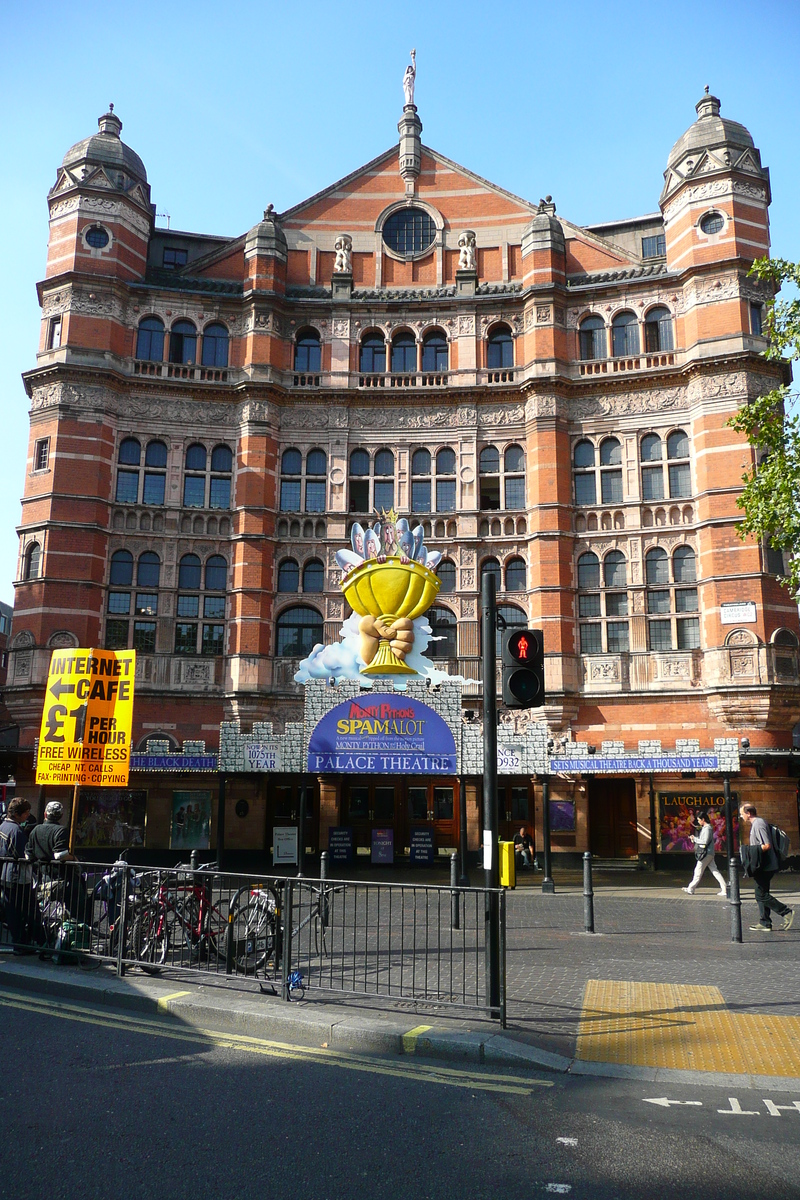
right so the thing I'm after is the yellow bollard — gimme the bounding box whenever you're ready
[498,840,516,888]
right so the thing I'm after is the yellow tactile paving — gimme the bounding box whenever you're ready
[576,980,800,1076]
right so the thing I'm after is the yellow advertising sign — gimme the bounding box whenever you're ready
[36,649,136,787]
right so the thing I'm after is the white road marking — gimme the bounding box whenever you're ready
[556,1137,578,1146]
[718,1098,760,1116]
[643,1098,703,1108]
[544,1186,572,1194]
[763,1099,800,1117]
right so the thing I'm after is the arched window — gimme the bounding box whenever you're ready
[506,557,526,592]
[303,559,324,593]
[412,449,431,511]
[349,448,370,513]
[673,546,696,583]
[667,429,691,499]
[579,315,606,361]
[640,433,664,501]
[141,440,167,506]
[109,550,133,587]
[280,448,302,512]
[209,445,232,510]
[169,320,197,365]
[276,605,323,657]
[774,629,799,647]
[504,445,525,510]
[646,548,669,586]
[612,311,639,358]
[360,332,386,374]
[178,554,202,590]
[573,440,596,506]
[644,307,673,354]
[599,437,623,504]
[603,551,627,588]
[422,330,448,372]
[427,606,457,657]
[211,445,232,474]
[278,559,299,592]
[294,328,321,373]
[479,446,500,510]
[183,443,207,508]
[136,316,165,362]
[24,542,41,581]
[201,323,229,368]
[436,559,456,593]
[436,447,456,512]
[577,552,600,590]
[373,449,394,511]
[205,555,227,591]
[305,450,327,513]
[391,332,417,374]
[487,324,513,370]
[116,437,142,504]
[137,551,160,588]
[481,557,502,589]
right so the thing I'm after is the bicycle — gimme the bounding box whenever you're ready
[131,863,227,973]
[230,884,282,975]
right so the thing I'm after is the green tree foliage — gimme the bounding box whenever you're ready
[730,258,800,598]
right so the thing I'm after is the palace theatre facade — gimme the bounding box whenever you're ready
[7,87,800,863]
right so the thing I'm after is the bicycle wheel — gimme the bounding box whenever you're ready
[231,900,277,974]
[131,905,169,973]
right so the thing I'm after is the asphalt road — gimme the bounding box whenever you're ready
[4,994,799,1200]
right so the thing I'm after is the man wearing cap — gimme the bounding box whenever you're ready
[26,801,87,923]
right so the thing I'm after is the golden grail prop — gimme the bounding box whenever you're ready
[341,558,440,675]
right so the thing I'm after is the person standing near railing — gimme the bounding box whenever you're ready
[0,798,47,951]
[26,801,88,923]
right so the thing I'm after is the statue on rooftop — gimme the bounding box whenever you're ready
[333,234,352,274]
[403,49,416,107]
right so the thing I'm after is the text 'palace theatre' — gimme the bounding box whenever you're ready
[6,60,799,866]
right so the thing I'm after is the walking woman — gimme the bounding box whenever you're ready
[682,809,727,896]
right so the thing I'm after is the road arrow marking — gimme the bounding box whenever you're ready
[643,1098,703,1108]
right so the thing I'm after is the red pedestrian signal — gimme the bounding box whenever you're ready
[502,629,544,709]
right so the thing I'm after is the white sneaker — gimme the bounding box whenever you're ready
[681,887,694,895]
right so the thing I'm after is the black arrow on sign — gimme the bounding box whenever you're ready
[49,679,75,700]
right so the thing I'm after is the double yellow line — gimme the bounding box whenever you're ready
[0,989,550,1095]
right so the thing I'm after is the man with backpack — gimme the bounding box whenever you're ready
[739,803,794,932]
[25,801,88,923]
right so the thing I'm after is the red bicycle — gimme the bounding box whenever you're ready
[131,865,227,973]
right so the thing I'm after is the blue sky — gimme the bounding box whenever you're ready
[0,0,798,603]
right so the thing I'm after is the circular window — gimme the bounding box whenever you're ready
[85,225,110,249]
[383,208,436,258]
[699,212,724,236]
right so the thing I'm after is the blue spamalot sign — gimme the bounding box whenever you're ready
[550,755,719,774]
[130,754,218,772]
[307,692,457,775]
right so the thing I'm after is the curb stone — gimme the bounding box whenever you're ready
[2,958,800,1092]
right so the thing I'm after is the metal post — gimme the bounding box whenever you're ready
[583,852,595,933]
[481,571,500,1013]
[297,776,307,878]
[116,861,129,978]
[541,774,555,893]
[217,773,226,871]
[319,850,328,882]
[723,773,734,866]
[281,879,293,1001]
[450,852,460,930]
[729,854,742,943]
[190,849,199,872]
[648,773,658,872]
[458,775,470,887]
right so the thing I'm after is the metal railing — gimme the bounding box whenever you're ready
[0,858,506,1023]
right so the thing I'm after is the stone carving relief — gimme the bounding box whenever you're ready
[457,404,477,426]
[458,316,475,336]
[589,660,620,681]
[12,631,34,650]
[333,318,350,339]
[526,396,558,419]
[47,631,78,649]
[345,407,460,430]
[662,178,767,223]
[536,305,551,323]
[457,231,477,271]
[478,404,525,426]
[658,657,690,678]
[326,598,345,620]
[569,387,687,419]
[730,652,756,677]
[460,548,476,566]
[280,405,330,430]
[460,597,476,618]
[333,235,352,274]
[725,628,758,647]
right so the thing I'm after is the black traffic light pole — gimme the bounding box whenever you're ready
[481,572,501,1014]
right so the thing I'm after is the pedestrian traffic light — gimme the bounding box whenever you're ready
[502,628,545,708]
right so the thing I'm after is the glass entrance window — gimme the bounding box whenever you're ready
[408,787,428,822]
[348,787,369,820]
[374,787,395,821]
[433,787,454,820]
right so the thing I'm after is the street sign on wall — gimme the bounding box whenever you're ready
[36,649,136,787]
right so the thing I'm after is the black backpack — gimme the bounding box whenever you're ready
[769,825,791,868]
